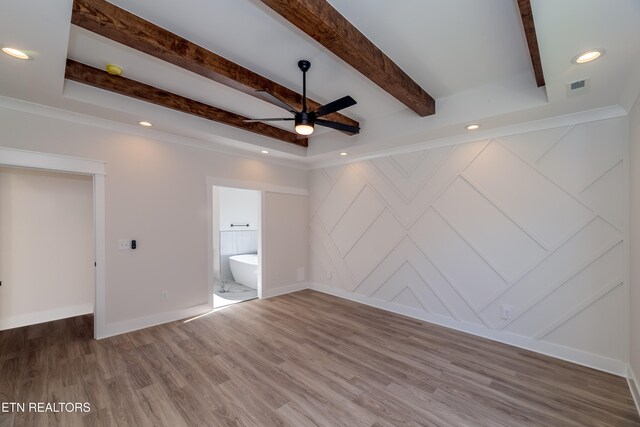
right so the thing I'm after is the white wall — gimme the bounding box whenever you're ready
[309,116,629,374]
[0,106,307,334]
[0,167,94,329]
[219,187,259,231]
[263,192,309,297]
[629,95,640,387]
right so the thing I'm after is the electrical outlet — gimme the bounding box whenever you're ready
[161,290,168,301]
[326,271,333,280]
[501,305,513,320]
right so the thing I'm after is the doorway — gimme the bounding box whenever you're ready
[211,186,261,308]
[0,166,95,330]
[0,147,106,338]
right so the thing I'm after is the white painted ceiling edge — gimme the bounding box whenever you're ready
[0,92,632,173]
[309,104,630,169]
[0,95,307,171]
[1,0,639,168]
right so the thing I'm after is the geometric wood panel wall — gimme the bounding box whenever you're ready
[309,117,628,365]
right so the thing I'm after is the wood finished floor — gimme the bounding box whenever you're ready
[1,289,638,426]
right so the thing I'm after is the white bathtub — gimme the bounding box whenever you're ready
[229,253,258,289]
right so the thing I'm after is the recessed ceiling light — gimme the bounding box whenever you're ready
[261,150,269,154]
[573,49,604,64]
[2,47,29,60]
[139,121,152,127]
[340,152,348,156]
[465,124,480,130]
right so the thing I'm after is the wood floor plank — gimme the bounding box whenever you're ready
[217,379,288,427]
[110,375,150,426]
[136,382,187,426]
[275,402,322,427]
[215,352,289,410]
[0,289,638,426]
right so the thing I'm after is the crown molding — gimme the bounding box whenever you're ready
[308,104,628,169]
[0,95,630,173]
[0,95,308,170]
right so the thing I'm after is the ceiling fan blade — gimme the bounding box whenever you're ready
[243,118,294,122]
[256,90,298,113]
[313,96,357,117]
[316,119,360,135]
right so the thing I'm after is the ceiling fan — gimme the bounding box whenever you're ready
[245,60,360,136]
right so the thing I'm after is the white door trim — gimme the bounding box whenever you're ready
[0,147,107,339]
[205,176,305,308]
[205,176,308,196]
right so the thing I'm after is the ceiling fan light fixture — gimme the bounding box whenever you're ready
[295,113,314,135]
[245,60,358,137]
[295,124,314,135]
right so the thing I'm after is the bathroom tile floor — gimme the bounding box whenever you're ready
[213,281,257,308]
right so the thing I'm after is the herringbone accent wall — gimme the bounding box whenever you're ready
[309,117,628,371]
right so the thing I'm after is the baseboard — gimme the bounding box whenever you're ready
[628,365,640,416]
[98,303,211,339]
[99,282,311,339]
[0,303,94,331]
[262,281,310,299]
[308,282,627,376]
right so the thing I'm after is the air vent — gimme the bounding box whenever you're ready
[566,78,590,97]
[570,80,586,90]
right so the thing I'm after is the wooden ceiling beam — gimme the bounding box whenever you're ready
[71,0,359,131]
[65,59,308,147]
[258,0,435,117]
[517,0,545,87]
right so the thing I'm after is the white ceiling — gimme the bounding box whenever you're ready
[1,0,639,167]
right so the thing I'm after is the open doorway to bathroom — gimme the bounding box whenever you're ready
[212,186,261,308]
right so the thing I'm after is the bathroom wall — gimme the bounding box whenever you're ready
[0,166,94,330]
[308,116,629,375]
[219,187,259,231]
[218,187,260,282]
